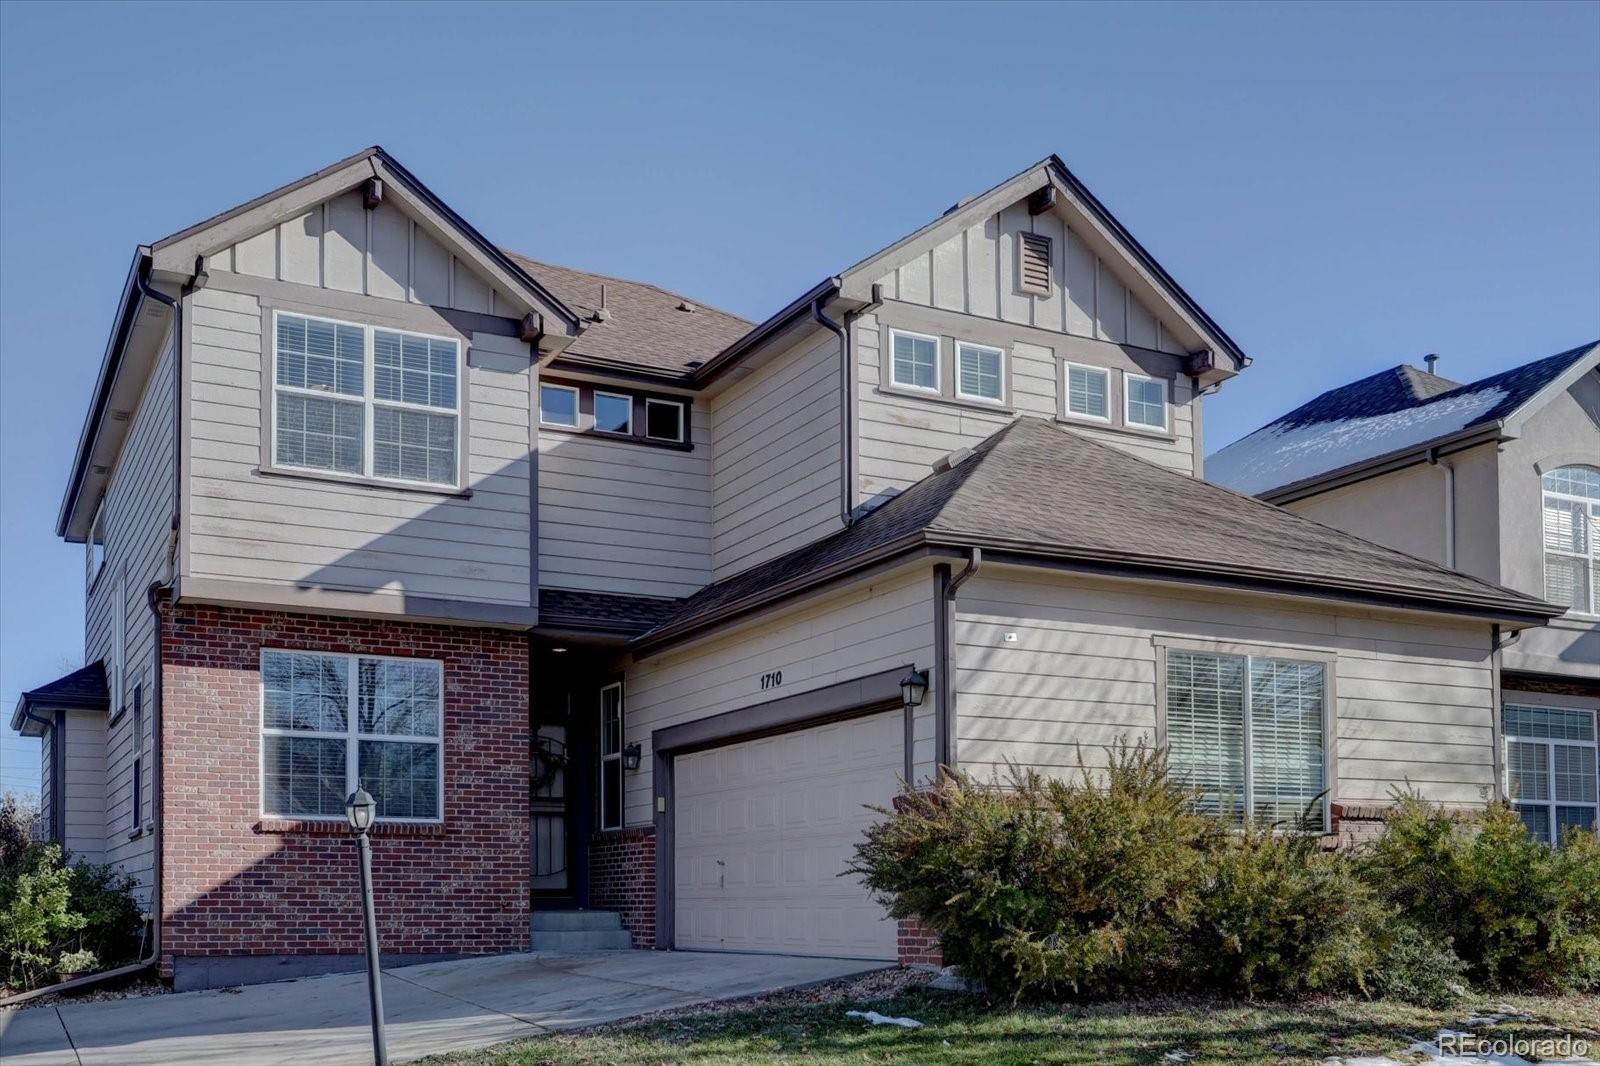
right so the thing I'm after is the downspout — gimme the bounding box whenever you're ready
[935,548,982,775]
[1428,446,1457,569]
[1,267,187,1008]
[812,284,881,529]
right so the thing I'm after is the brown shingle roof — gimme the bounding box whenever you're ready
[636,417,1558,649]
[505,253,752,376]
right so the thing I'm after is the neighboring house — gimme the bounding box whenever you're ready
[9,148,1560,990]
[1209,343,1600,844]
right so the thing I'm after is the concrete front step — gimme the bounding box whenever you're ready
[530,910,633,951]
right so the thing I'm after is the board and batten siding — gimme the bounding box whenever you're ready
[710,330,842,580]
[624,568,938,828]
[953,568,1499,807]
[184,282,534,609]
[208,192,524,319]
[82,323,175,896]
[874,202,1187,355]
[538,409,713,599]
[854,309,1197,506]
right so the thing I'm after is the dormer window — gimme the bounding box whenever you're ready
[1542,465,1600,615]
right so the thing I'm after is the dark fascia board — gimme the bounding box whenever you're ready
[10,692,108,735]
[1257,422,1509,506]
[1041,156,1249,373]
[689,278,839,388]
[633,526,1557,655]
[545,353,697,390]
[56,249,150,539]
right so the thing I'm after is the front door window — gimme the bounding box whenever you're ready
[599,682,624,831]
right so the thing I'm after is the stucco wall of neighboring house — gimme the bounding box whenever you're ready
[709,328,842,581]
[182,272,536,619]
[538,401,712,597]
[952,566,1501,808]
[82,320,175,899]
[1281,441,1502,585]
[1498,373,1600,680]
[624,565,940,830]
[158,602,529,984]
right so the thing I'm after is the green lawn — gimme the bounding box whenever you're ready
[423,988,1600,1065]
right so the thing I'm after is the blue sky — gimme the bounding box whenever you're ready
[2,1,1597,800]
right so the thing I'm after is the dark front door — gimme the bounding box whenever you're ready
[531,652,595,909]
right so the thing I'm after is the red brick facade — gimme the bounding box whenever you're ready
[897,917,943,966]
[588,827,656,948]
[159,602,529,974]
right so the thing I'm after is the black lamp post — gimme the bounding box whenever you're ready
[346,787,388,1066]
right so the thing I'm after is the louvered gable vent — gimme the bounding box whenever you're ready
[1018,231,1052,296]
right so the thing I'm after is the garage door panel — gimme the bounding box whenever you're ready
[674,709,900,960]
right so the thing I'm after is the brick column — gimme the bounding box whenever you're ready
[588,826,656,948]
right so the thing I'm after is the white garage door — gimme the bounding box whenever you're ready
[674,709,901,960]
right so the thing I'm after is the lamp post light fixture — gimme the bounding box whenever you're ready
[900,668,928,709]
[345,787,388,1066]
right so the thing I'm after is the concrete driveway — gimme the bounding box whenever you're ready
[1,951,886,1065]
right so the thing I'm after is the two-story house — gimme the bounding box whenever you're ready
[11,148,1560,991]
[1209,344,1600,846]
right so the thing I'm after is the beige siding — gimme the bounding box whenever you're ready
[954,568,1499,807]
[209,194,524,318]
[854,309,1197,505]
[710,331,842,579]
[538,406,712,598]
[875,205,1187,354]
[82,322,174,896]
[184,283,534,609]
[60,710,107,864]
[625,568,938,827]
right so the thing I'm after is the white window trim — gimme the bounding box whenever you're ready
[87,497,108,591]
[593,390,634,436]
[888,328,942,394]
[643,398,686,443]
[1504,703,1598,845]
[1160,643,1333,833]
[1124,372,1169,432]
[1541,472,1600,619]
[1063,361,1113,423]
[539,382,581,428]
[270,310,464,490]
[954,342,1006,405]
[257,648,445,825]
[598,681,624,830]
[112,567,126,713]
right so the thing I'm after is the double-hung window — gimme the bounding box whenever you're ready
[272,312,461,487]
[1542,466,1600,616]
[1064,363,1111,421]
[1125,373,1168,430]
[1505,704,1597,845]
[598,682,624,830]
[889,329,939,392]
[956,343,1004,403]
[1165,648,1329,829]
[260,649,443,823]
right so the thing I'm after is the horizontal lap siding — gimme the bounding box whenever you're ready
[538,407,712,599]
[954,570,1497,806]
[185,285,533,608]
[711,331,841,580]
[626,570,938,827]
[84,325,175,895]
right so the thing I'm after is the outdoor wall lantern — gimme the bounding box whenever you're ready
[900,668,929,709]
[345,787,388,1066]
[622,742,643,771]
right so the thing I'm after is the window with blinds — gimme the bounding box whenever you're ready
[1505,703,1598,846]
[272,311,461,487]
[1165,649,1328,830]
[1542,466,1600,615]
[1018,232,1052,296]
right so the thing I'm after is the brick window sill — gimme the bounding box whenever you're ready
[254,819,447,837]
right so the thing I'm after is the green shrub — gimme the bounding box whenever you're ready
[1361,793,1600,993]
[851,745,1225,1001]
[1367,923,1469,1007]
[1183,825,1384,998]
[0,841,145,993]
